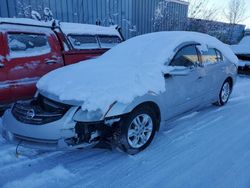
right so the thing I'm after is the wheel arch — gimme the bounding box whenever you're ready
[131,101,161,131]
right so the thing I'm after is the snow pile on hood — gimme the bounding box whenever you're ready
[60,22,120,36]
[37,31,237,112]
[231,36,250,55]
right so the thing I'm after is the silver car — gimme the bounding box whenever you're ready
[2,32,237,154]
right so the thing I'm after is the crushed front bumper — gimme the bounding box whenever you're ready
[1,108,90,150]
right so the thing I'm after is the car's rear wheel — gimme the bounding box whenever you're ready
[216,79,232,106]
[113,105,157,155]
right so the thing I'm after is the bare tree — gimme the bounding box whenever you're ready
[188,0,219,21]
[223,0,247,44]
[224,0,247,24]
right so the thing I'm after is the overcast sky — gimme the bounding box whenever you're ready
[208,0,250,27]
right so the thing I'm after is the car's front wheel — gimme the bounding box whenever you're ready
[113,105,157,155]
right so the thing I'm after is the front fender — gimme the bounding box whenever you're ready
[105,92,163,119]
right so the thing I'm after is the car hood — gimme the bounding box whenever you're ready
[37,57,166,113]
[37,31,237,113]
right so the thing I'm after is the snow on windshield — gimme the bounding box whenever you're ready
[37,31,237,113]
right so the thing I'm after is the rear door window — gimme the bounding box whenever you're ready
[98,35,121,48]
[7,33,51,58]
[68,35,99,50]
[202,48,217,65]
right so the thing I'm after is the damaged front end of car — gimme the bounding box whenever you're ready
[2,94,126,151]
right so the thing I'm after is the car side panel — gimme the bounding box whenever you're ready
[4,29,64,102]
[162,66,208,120]
[105,93,168,122]
[0,32,10,104]
[63,49,107,65]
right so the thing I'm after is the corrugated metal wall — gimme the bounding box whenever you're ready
[0,0,188,39]
[131,0,188,36]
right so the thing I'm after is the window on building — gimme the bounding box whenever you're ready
[202,48,217,64]
[170,45,199,67]
[68,35,99,50]
[98,35,121,49]
[8,33,51,58]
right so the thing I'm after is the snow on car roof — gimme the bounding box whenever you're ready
[0,17,52,27]
[231,36,250,55]
[37,31,237,113]
[0,18,120,37]
[60,22,120,36]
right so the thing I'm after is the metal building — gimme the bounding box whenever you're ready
[0,0,189,39]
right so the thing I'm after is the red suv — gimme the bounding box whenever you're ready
[0,18,123,112]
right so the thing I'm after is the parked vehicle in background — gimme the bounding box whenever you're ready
[231,35,250,75]
[0,18,124,113]
[2,32,237,154]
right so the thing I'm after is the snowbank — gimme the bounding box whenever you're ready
[231,36,250,55]
[37,31,237,112]
[60,22,120,36]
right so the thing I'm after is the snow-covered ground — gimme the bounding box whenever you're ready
[1,76,250,188]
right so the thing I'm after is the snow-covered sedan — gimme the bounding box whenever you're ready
[2,32,237,154]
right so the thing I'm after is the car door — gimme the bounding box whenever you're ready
[200,48,224,102]
[5,27,64,102]
[0,32,11,105]
[163,44,207,119]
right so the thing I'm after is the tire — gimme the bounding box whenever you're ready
[113,105,158,155]
[215,79,232,106]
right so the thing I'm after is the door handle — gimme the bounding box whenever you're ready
[46,59,57,65]
[197,76,203,80]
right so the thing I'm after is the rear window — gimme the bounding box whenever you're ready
[7,33,51,58]
[68,35,99,50]
[98,35,121,48]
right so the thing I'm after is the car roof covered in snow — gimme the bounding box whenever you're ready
[0,18,120,37]
[59,22,120,36]
[0,17,53,27]
[37,31,237,112]
[231,36,250,55]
